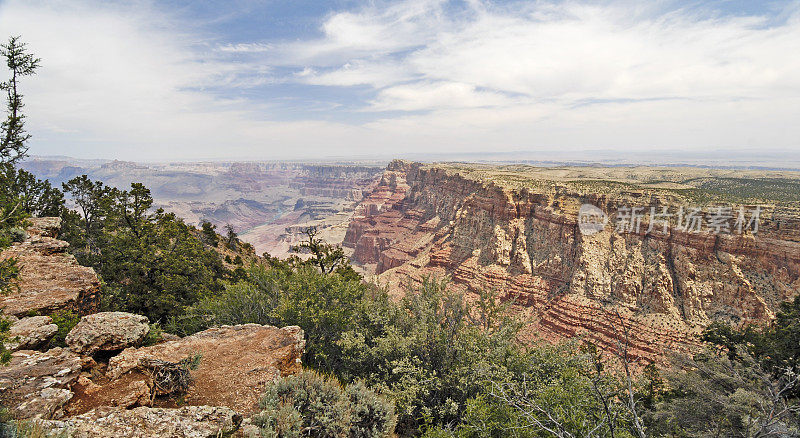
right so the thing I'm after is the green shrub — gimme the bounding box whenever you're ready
[4,227,26,243]
[0,258,19,296]
[47,310,80,348]
[62,178,230,323]
[185,266,525,435]
[645,348,800,437]
[142,323,163,347]
[0,418,71,438]
[200,221,218,247]
[252,371,395,438]
[174,264,385,373]
[0,314,12,365]
[345,381,397,438]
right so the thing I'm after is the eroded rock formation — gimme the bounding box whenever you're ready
[1,321,304,429]
[94,324,305,415]
[0,347,83,420]
[0,217,100,317]
[344,161,800,362]
[4,315,58,351]
[42,405,242,438]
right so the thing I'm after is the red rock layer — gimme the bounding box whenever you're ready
[344,161,800,363]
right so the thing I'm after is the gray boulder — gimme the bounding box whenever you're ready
[0,347,82,419]
[5,315,58,351]
[66,312,149,355]
[40,405,242,438]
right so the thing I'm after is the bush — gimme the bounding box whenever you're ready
[174,264,385,373]
[185,266,526,435]
[0,418,70,438]
[645,348,800,437]
[345,381,397,438]
[252,371,395,438]
[0,258,18,296]
[4,227,25,243]
[200,221,218,247]
[47,310,79,348]
[0,314,12,365]
[141,323,163,347]
[62,178,230,323]
[450,342,651,438]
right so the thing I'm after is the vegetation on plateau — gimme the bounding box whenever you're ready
[166,226,800,437]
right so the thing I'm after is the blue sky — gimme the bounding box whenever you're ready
[0,0,799,161]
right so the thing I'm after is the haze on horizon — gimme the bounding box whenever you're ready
[1,0,799,162]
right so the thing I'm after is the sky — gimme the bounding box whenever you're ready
[0,0,799,161]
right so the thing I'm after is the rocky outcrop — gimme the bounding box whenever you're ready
[66,373,153,414]
[66,312,150,355]
[1,319,305,427]
[0,217,100,317]
[345,161,800,362]
[5,315,58,351]
[42,405,242,438]
[99,324,304,415]
[0,347,82,420]
[0,217,307,436]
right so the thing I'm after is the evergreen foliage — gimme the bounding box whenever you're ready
[200,220,218,247]
[0,36,39,165]
[253,370,396,438]
[0,315,11,365]
[62,176,230,323]
[0,36,42,300]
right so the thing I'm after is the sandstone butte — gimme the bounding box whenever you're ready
[344,160,800,363]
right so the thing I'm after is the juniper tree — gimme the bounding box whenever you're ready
[0,36,40,300]
[0,36,39,165]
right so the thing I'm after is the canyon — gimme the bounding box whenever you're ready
[18,157,800,363]
[22,157,385,256]
[344,161,800,362]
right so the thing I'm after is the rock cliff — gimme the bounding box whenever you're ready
[344,161,800,362]
[0,217,100,317]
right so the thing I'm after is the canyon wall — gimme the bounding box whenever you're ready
[344,161,800,362]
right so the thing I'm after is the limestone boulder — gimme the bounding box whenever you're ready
[26,217,63,238]
[66,312,150,355]
[41,405,242,438]
[0,347,82,419]
[5,315,58,351]
[107,324,305,415]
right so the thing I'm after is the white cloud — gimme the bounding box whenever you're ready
[370,81,516,111]
[217,42,273,53]
[0,0,373,160]
[292,1,800,105]
[0,0,798,161]
[279,0,800,153]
